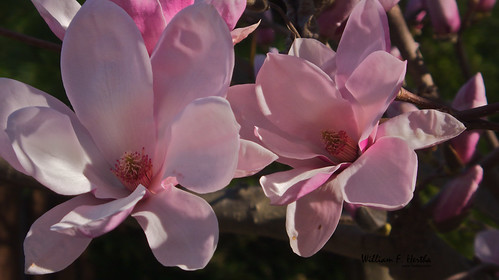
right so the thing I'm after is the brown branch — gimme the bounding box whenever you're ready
[0,27,61,52]
[268,2,301,39]
[445,262,499,280]
[387,5,437,98]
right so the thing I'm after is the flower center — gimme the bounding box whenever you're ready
[111,147,153,191]
[321,130,359,163]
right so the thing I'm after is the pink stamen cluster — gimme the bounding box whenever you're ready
[111,147,153,191]
[321,130,359,163]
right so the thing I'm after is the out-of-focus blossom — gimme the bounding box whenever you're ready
[451,73,488,164]
[256,10,275,47]
[475,229,499,265]
[0,0,275,274]
[228,0,465,257]
[432,165,483,229]
[317,0,399,40]
[405,0,461,36]
[31,0,254,54]
[476,0,496,13]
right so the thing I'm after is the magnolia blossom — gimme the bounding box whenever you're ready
[475,229,499,265]
[476,0,496,13]
[405,0,461,35]
[0,0,274,274]
[228,0,465,257]
[451,73,488,164]
[432,165,483,229]
[31,0,256,54]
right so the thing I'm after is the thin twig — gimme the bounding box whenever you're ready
[0,27,61,52]
[268,2,301,39]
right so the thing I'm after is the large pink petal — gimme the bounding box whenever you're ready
[61,0,155,165]
[163,97,240,194]
[51,185,146,238]
[288,38,336,71]
[234,139,277,178]
[261,166,340,205]
[226,84,276,143]
[377,109,466,150]
[256,127,327,160]
[286,184,343,257]
[151,3,233,137]
[344,51,407,141]
[198,0,246,30]
[338,137,417,209]
[158,0,194,24]
[24,194,98,274]
[0,78,75,174]
[110,0,166,55]
[31,0,80,40]
[336,0,390,88]
[475,229,499,265]
[6,107,99,196]
[132,186,218,270]
[256,53,358,144]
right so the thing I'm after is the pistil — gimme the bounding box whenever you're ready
[321,130,359,163]
[111,147,153,191]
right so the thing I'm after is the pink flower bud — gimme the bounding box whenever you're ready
[433,165,483,227]
[451,73,488,164]
[475,229,499,265]
[425,0,461,35]
[476,0,496,12]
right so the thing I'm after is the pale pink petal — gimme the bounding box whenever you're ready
[451,131,481,164]
[339,137,417,209]
[336,0,390,87]
[226,84,276,143]
[6,107,97,196]
[425,0,461,35]
[475,229,499,264]
[261,166,341,205]
[286,184,343,257]
[24,194,98,274]
[288,38,336,71]
[377,109,466,150]
[61,0,155,165]
[231,21,260,44]
[234,139,277,178]
[132,186,218,270]
[158,0,194,24]
[51,186,145,238]
[163,97,240,194]
[255,127,327,160]
[0,78,75,174]
[199,0,246,30]
[110,0,166,55]
[344,51,406,141]
[31,0,80,40]
[256,54,358,143]
[433,165,483,224]
[151,3,233,136]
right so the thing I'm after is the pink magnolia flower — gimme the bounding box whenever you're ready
[31,0,256,55]
[451,73,488,164]
[0,0,274,274]
[432,165,483,229]
[405,0,461,36]
[475,229,499,265]
[228,0,465,257]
